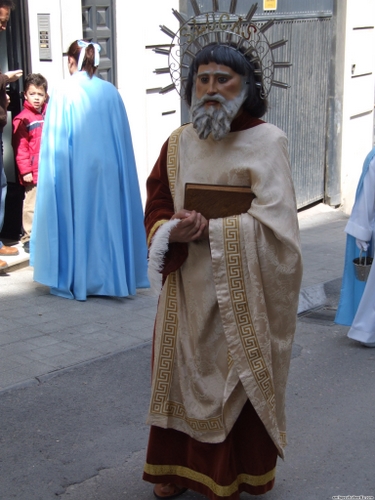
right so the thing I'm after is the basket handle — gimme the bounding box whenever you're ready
[359,249,370,266]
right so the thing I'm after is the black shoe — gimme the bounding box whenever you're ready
[23,241,30,254]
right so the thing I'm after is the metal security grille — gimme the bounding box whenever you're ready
[264,17,332,208]
[180,1,334,209]
[81,0,116,84]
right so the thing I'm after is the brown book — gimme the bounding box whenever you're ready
[184,183,255,219]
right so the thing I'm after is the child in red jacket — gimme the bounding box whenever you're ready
[12,73,48,253]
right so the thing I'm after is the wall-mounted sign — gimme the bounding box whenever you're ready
[264,0,278,10]
[37,14,52,61]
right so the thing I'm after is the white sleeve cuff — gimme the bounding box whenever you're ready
[148,218,180,294]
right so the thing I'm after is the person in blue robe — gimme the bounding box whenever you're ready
[335,146,375,346]
[30,40,149,300]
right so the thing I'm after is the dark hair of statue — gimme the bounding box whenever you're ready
[185,43,268,118]
[24,73,48,93]
[67,41,97,79]
[0,0,15,10]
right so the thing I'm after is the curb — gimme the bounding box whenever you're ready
[0,255,29,274]
[298,283,327,314]
[0,340,152,397]
[0,279,342,396]
[298,277,341,315]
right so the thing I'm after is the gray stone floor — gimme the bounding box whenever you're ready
[0,203,349,393]
[0,273,156,392]
[298,203,348,288]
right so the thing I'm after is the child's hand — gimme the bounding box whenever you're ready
[23,173,33,183]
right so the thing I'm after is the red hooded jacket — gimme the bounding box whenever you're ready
[12,100,47,185]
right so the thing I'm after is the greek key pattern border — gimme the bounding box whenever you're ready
[151,273,178,415]
[166,125,186,200]
[223,216,276,412]
[150,272,224,432]
[165,401,224,431]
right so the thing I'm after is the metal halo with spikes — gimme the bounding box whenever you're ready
[154,1,291,98]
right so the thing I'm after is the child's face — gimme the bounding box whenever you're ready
[25,84,47,111]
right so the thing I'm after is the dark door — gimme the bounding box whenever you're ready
[81,0,116,85]
[0,0,30,241]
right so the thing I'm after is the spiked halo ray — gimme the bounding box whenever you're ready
[154,1,291,99]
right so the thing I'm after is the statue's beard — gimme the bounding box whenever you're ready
[190,87,247,141]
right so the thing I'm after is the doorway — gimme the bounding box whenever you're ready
[0,0,30,241]
[81,0,116,85]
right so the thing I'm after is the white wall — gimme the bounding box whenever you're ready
[26,0,375,214]
[26,0,181,205]
[27,0,82,92]
[340,0,375,213]
[115,1,181,205]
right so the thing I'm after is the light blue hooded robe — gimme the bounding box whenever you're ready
[31,71,149,300]
[335,147,375,326]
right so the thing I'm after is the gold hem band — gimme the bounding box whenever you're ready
[144,463,276,496]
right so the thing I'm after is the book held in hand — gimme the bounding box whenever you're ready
[184,183,255,219]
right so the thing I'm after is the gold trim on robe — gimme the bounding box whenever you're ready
[147,123,302,457]
[147,219,169,247]
[144,462,276,494]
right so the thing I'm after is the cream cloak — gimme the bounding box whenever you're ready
[147,123,302,457]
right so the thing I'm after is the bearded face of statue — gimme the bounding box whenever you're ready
[190,62,248,141]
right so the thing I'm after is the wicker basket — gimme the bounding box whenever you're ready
[353,250,373,282]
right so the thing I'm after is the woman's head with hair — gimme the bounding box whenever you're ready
[185,43,267,118]
[0,0,15,10]
[0,0,15,31]
[67,40,98,78]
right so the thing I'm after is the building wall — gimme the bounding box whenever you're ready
[340,0,375,213]
[24,0,375,213]
[26,0,181,206]
[115,1,181,204]
[27,0,82,89]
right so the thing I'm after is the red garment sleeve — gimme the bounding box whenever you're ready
[0,73,10,129]
[144,138,188,276]
[0,73,10,91]
[12,117,32,177]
